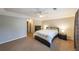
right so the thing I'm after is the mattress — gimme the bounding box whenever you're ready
[33,29,58,44]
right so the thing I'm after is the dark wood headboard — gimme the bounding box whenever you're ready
[46,27,59,33]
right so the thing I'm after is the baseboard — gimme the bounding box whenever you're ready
[0,35,26,44]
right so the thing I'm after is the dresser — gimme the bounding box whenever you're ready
[35,26,41,31]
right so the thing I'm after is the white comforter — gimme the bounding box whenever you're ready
[33,29,58,44]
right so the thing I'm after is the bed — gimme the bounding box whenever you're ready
[33,27,59,47]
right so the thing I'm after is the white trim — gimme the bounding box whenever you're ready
[0,35,26,44]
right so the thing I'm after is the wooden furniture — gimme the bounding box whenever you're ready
[34,34,58,47]
[58,33,67,40]
[35,26,41,31]
[34,27,59,47]
[74,9,79,50]
[34,35,50,47]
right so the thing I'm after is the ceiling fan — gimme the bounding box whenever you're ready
[36,8,57,17]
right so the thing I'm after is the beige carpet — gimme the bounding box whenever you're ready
[0,34,75,51]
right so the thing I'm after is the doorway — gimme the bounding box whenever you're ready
[27,21,32,36]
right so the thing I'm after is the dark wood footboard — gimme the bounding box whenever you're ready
[34,35,50,47]
[34,34,58,47]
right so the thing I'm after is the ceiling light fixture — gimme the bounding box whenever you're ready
[36,9,43,18]
[39,15,43,17]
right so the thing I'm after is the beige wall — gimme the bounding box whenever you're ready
[34,20,42,25]
[42,17,75,40]
[31,19,35,33]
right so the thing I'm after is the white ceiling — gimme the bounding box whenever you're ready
[0,8,78,20]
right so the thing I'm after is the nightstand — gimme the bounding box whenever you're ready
[58,33,67,40]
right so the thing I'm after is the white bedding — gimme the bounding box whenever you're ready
[33,29,58,44]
